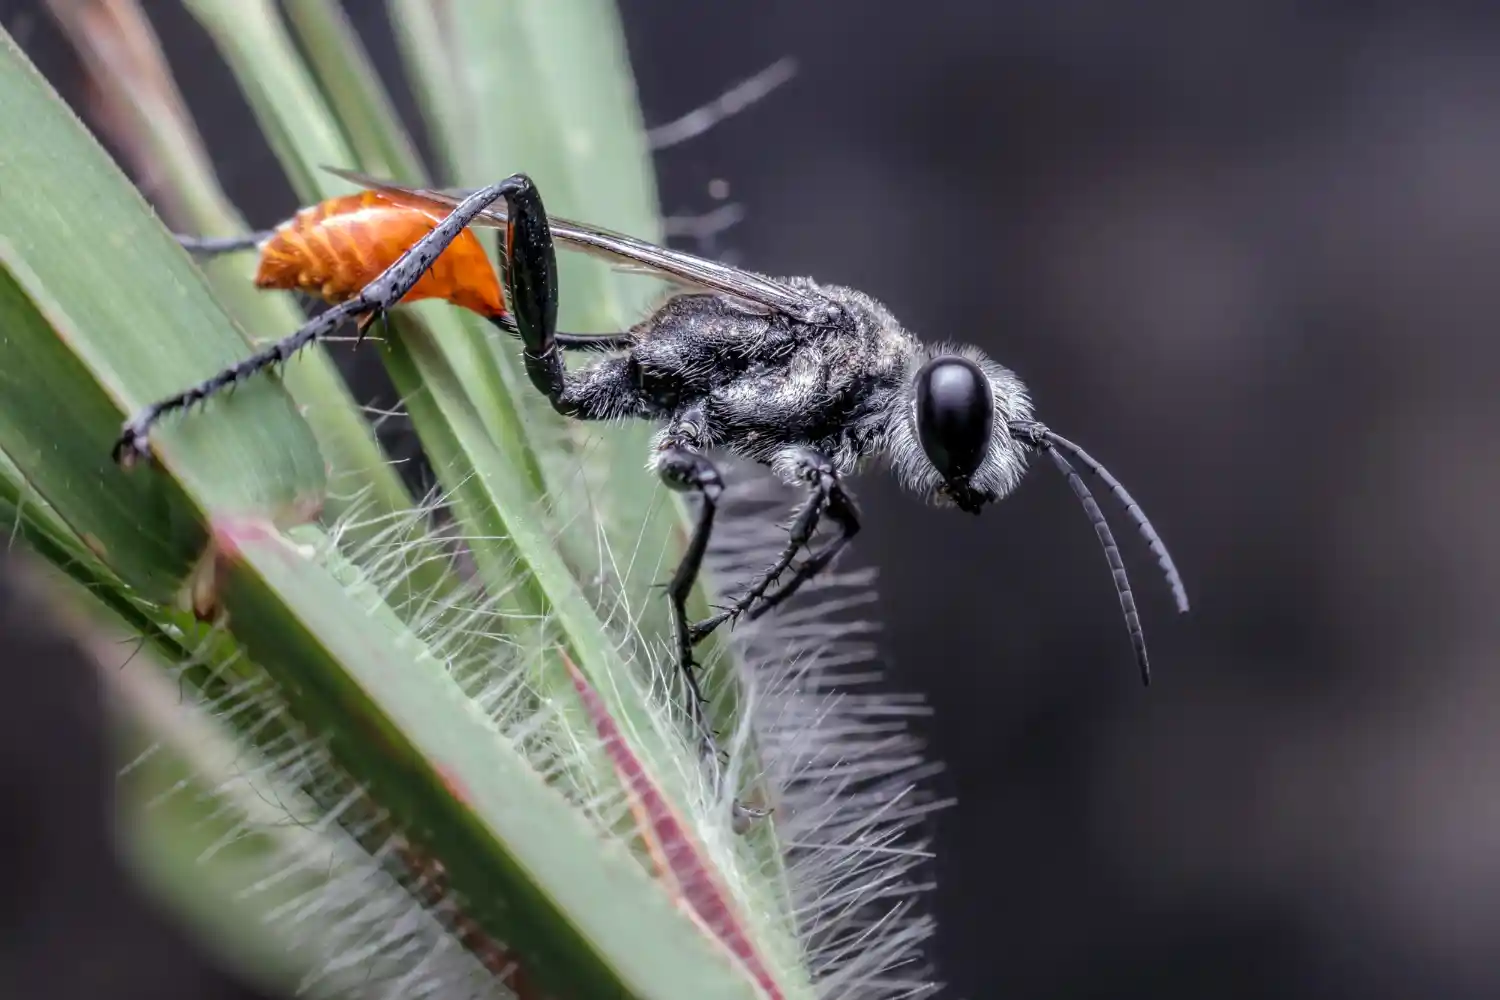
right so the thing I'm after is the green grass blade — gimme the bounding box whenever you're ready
[268,0,752,823]
[100,628,374,997]
[482,0,695,616]
[222,521,767,1000]
[0,27,777,998]
[174,0,562,673]
[511,0,663,248]
[439,0,786,880]
[377,332,686,750]
[0,445,99,569]
[0,39,325,600]
[177,0,350,198]
[41,0,499,695]
[181,0,720,761]
[181,0,553,507]
[42,0,417,537]
[183,0,699,728]
[181,0,745,847]
[174,0,665,736]
[383,0,754,747]
[257,2,606,622]
[380,3,794,934]
[287,0,635,592]
[280,0,428,180]
[496,0,760,724]
[381,1,463,180]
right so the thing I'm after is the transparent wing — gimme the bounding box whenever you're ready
[324,167,832,323]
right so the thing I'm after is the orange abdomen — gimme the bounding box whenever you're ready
[253,190,506,319]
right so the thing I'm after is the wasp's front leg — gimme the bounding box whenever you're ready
[690,446,861,644]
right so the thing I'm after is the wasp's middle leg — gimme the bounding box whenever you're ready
[649,407,729,759]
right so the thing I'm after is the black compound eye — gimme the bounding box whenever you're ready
[915,356,994,481]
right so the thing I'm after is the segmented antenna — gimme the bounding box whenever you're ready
[1026,426,1188,613]
[1008,420,1191,686]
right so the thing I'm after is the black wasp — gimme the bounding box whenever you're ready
[117,166,1191,768]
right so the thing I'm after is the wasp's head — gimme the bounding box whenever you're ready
[890,345,1189,686]
[889,345,1034,512]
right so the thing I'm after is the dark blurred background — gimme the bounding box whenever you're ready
[4,1,1498,998]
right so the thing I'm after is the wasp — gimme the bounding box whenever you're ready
[118,166,1190,763]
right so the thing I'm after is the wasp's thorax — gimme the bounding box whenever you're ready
[888,344,1034,512]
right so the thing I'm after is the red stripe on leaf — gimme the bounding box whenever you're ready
[561,651,784,1000]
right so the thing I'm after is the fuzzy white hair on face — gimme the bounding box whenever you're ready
[882,341,1035,510]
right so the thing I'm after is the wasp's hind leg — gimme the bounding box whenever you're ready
[114,174,549,465]
[658,426,776,831]
[484,191,657,419]
[690,446,861,644]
